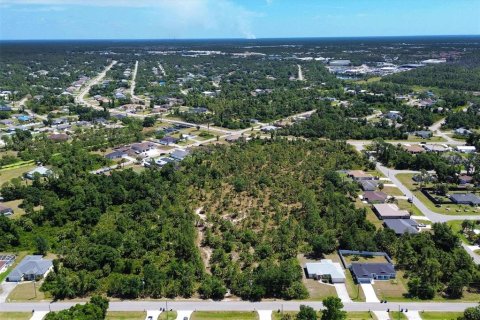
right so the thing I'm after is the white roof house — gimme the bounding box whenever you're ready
[26,166,52,180]
[456,146,476,153]
[305,259,346,283]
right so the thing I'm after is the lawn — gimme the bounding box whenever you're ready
[395,173,480,216]
[373,273,408,301]
[0,164,35,183]
[382,186,404,197]
[345,270,366,302]
[0,313,30,320]
[297,254,337,301]
[386,135,446,143]
[389,312,407,319]
[2,199,26,218]
[7,281,50,301]
[273,311,373,320]
[159,311,177,320]
[105,311,146,320]
[190,311,259,320]
[420,312,463,319]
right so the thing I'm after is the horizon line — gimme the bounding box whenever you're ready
[1,34,480,42]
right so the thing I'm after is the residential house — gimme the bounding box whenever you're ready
[458,175,474,185]
[359,180,379,191]
[372,203,410,219]
[362,191,388,204]
[403,144,425,154]
[450,193,480,206]
[0,204,13,216]
[48,133,69,142]
[385,111,402,121]
[414,131,432,139]
[383,219,419,235]
[455,128,473,136]
[105,147,131,160]
[350,263,396,283]
[348,170,375,181]
[158,136,178,146]
[26,166,52,180]
[260,125,278,132]
[170,149,190,161]
[7,255,53,282]
[424,144,449,153]
[305,259,346,283]
[456,146,476,154]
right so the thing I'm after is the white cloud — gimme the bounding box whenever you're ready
[2,0,259,38]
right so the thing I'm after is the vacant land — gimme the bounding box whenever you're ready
[0,164,35,183]
[190,311,259,320]
[7,281,49,301]
[105,312,146,320]
[0,313,30,320]
[373,274,408,301]
[420,312,463,319]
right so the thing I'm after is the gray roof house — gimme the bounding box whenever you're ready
[383,219,419,235]
[170,149,190,161]
[305,259,346,283]
[350,263,396,283]
[450,193,480,206]
[359,180,378,191]
[7,255,53,282]
[0,204,13,216]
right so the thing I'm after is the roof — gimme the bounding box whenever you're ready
[27,166,51,177]
[305,259,345,279]
[383,219,419,235]
[171,149,190,160]
[403,144,425,154]
[459,175,474,182]
[359,180,378,191]
[8,255,52,280]
[450,193,480,205]
[351,263,395,278]
[363,191,388,202]
[0,204,13,214]
[348,170,374,179]
[373,203,410,218]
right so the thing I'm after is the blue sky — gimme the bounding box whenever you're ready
[0,0,479,40]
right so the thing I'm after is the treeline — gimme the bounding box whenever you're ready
[443,104,480,130]
[45,295,108,320]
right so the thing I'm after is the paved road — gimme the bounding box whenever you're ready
[428,118,459,144]
[376,163,479,223]
[0,300,476,313]
[75,60,117,108]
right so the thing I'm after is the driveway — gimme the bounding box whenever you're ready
[30,311,49,320]
[360,283,380,303]
[145,310,162,320]
[0,281,18,303]
[176,310,193,320]
[372,311,390,320]
[257,310,272,320]
[333,283,352,302]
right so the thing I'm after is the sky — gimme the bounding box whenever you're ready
[0,0,479,40]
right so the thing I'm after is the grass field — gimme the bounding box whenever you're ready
[0,313,30,320]
[389,311,407,319]
[7,281,49,301]
[373,272,408,301]
[272,311,373,319]
[396,173,480,216]
[159,311,177,320]
[190,311,259,320]
[105,311,146,320]
[0,164,35,183]
[420,312,463,319]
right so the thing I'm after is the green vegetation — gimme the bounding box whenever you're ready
[105,312,146,320]
[190,311,258,320]
[0,313,30,320]
[45,295,108,320]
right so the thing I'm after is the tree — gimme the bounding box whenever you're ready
[321,296,346,320]
[35,236,49,256]
[198,276,226,300]
[142,116,156,127]
[296,305,317,320]
[460,305,480,320]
